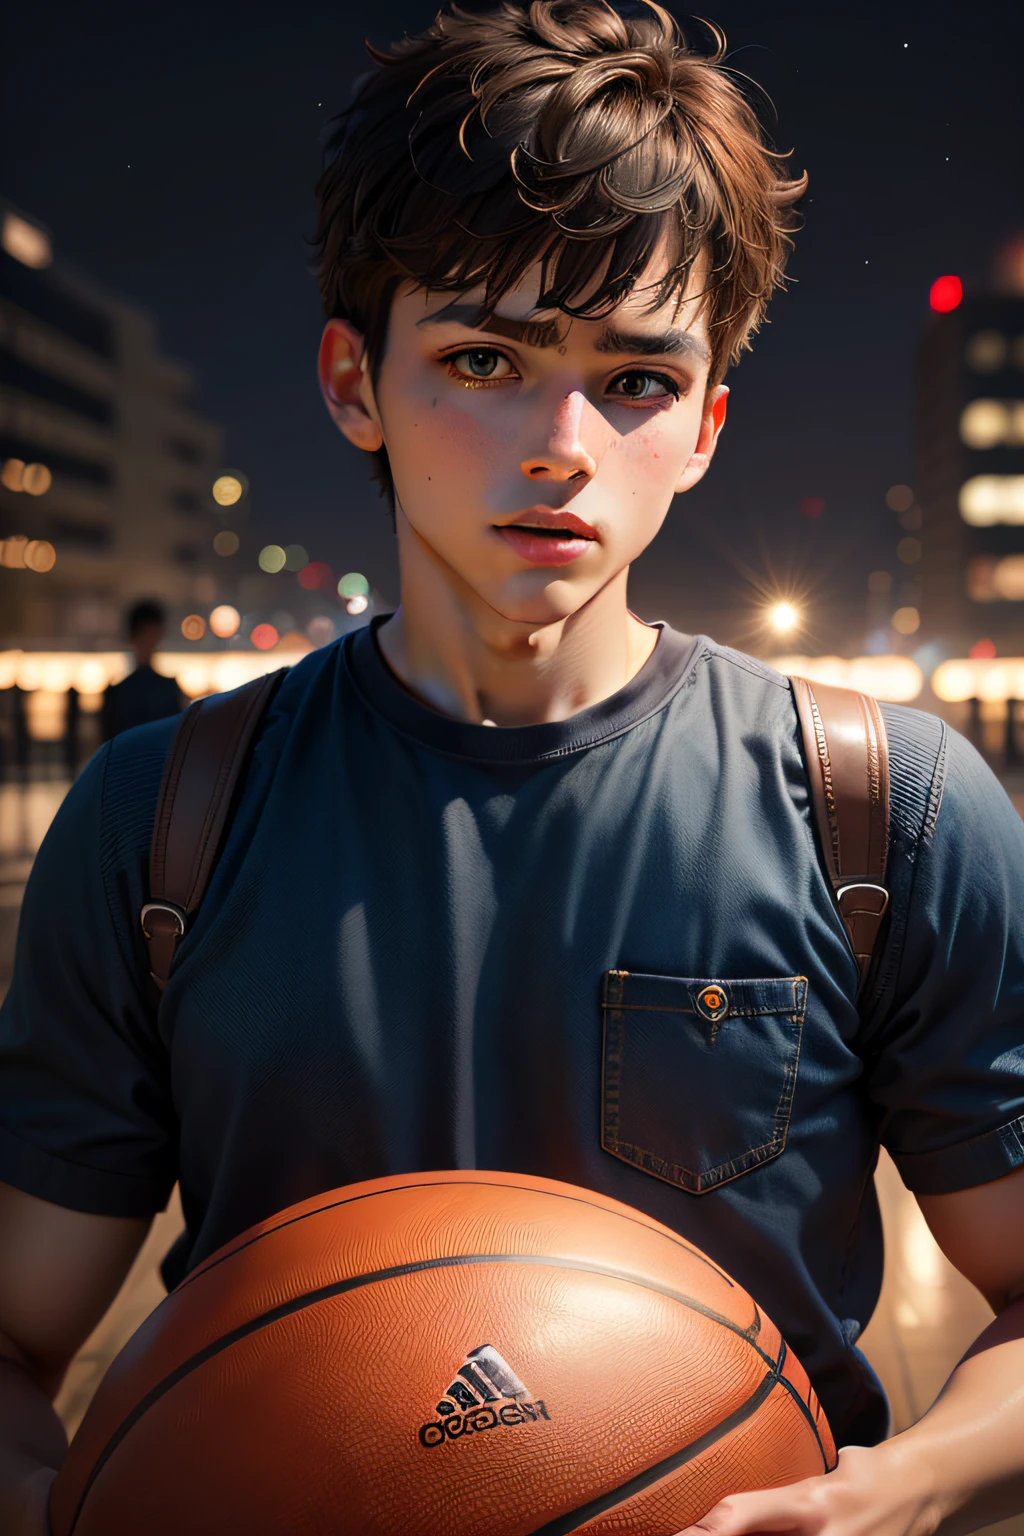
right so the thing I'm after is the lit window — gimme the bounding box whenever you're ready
[993,555,1024,601]
[961,399,1010,448]
[959,476,1024,525]
[967,557,998,601]
[0,459,25,492]
[960,399,1024,448]
[23,540,56,572]
[1,212,52,270]
[22,463,52,496]
[965,331,1007,372]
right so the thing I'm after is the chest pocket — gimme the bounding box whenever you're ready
[601,969,807,1195]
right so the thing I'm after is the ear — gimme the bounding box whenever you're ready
[318,319,384,453]
[674,385,729,495]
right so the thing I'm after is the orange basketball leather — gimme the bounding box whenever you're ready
[50,1171,836,1535]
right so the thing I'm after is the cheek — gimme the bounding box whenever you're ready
[615,414,696,486]
[390,396,518,481]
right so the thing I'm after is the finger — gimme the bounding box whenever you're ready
[673,1482,823,1536]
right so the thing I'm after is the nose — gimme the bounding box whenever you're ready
[520,390,599,484]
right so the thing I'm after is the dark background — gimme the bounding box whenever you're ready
[3,1,1023,652]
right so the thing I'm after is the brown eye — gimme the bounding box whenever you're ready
[609,370,679,402]
[619,372,650,397]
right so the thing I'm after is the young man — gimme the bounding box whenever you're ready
[1,4,1023,1533]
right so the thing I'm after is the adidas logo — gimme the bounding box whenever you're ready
[418,1345,551,1449]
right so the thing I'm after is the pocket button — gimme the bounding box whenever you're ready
[695,983,730,1022]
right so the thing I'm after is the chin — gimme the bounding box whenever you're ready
[481,576,590,628]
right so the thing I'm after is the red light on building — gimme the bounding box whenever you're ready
[800,497,826,519]
[929,275,962,313]
[969,638,997,659]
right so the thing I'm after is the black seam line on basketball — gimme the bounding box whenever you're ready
[67,1254,776,1534]
[176,1178,735,1294]
[524,1369,780,1536]
[771,1339,831,1473]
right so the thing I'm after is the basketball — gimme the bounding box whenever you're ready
[50,1171,835,1535]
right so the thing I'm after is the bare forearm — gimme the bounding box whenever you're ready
[887,1297,1024,1536]
[0,1358,66,1535]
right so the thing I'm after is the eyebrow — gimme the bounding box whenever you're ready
[416,300,710,365]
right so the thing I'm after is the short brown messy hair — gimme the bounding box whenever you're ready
[314,0,805,498]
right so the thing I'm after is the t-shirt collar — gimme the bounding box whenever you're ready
[343,615,701,764]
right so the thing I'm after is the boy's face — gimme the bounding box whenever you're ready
[320,254,727,628]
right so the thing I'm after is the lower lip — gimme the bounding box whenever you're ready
[495,526,597,565]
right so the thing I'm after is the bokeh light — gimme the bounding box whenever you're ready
[283,544,309,572]
[209,604,241,639]
[1,212,52,270]
[22,463,52,496]
[993,556,1024,601]
[307,616,336,647]
[768,654,923,703]
[868,570,893,594]
[969,638,997,659]
[800,497,825,519]
[251,623,279,651]
[929,275,962,313]
[0,459,25,492]
[181,614,206,641]
[338,571,370,599]
[768,601,800,635]
[966,331,1007,373]
[0,536,28,568]
[896,537,922,564]
[891,606,920,635]
[213,530,240,557]
[959,475,1024,526]
[212,474,244,507]
[258,544,286,573]
[885,484,914,513]
[298,560,332,591]
[23,539,56,572]
[346,594,369,616]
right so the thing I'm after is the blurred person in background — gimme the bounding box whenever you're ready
[100,600,184,742]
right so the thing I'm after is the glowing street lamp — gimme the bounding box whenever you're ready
[768,601,801,637]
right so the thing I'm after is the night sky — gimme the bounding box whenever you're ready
[3,1,1023,653]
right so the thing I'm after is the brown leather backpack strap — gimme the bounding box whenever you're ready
[141,669,286,993]
[790,676,891,1000]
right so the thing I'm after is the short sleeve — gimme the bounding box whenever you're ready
[0,743,178,1217]
[867,725,1024,1194]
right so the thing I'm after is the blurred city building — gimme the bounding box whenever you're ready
[916,238,1024,657]
[0,202,224,649]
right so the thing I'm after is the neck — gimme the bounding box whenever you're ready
[375,511,658,727]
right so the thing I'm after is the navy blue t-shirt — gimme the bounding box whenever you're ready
[2,622,1024,1448]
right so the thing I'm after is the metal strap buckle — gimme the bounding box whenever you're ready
[835,882,889,916]
[140,901,188,939]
